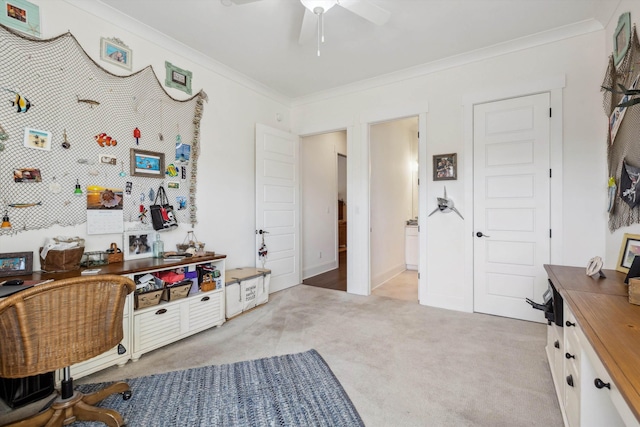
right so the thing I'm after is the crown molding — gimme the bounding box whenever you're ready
[63,0,292,107]
[292,19,604,107]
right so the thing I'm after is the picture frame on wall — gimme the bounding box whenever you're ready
[613,12,631,66]
[23,127,51,151]
[433,153,457,181]
[123,230,155,261]
[100,37,132,70]
[0,0,40,38]
[0,251,33,277]
[165,61,192,95]
[616,233,640,273]
[130,148,165,178]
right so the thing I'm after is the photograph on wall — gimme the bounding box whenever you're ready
[86,186,123,210]
[100,37,132,70]
[433,153,457,181]
[23,128,51,151]
[13,167,41,182]
[131,148,164,178]
[0,0,40,37]
[176,143,190,163]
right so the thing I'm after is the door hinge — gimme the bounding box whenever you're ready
[549,108,552,118]
[550,229,552,238]
[418,272,420,279]
[549,169,552,178]
[418,226,420,232]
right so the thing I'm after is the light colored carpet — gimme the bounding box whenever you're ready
[3,284,562,426]
[372,270,418,302]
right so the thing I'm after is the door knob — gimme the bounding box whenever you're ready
[476,232,490,238]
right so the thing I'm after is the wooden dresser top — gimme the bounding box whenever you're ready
[545,264,640,421]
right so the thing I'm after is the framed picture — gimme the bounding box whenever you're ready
[167,181,179,189]
[165,61,192,95]
[100,37,132,70]
[433,153,457,181]
[123,230,155,261]
[130,148,165,178]
[23,127,51,151]
[616,233,640,273]
[613,12,631,66]
[0,251,33,277]
[0,0,40,37]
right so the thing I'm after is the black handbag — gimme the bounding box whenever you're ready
[150,186,178,231]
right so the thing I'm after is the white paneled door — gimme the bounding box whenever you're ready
[255,124,301,293]
[473,93,550,322]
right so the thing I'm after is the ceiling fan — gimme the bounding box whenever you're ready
[222,0,391,56]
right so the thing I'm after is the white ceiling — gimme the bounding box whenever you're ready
[98,0,620,99]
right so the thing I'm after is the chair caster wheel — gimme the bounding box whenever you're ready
[122,390,132,400]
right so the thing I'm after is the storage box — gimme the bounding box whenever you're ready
[0,372,54,408]
[80,251,109,268]
[225,268,271,319]
[162,281,192,302]
[40,246,85,273]
[134,289,164,309]
[629,278,640,305]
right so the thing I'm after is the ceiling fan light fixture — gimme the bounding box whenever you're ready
[300,0,338,15]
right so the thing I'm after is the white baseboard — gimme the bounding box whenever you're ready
[303,260,338,280]
[371,263,406,289]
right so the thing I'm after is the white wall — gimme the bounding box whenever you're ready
[301,131,346,278]
[0,0,291,270]
[370,118,415,287]
[604,0,640,268]
[292,28,607,311]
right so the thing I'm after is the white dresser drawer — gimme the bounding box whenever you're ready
[133,304,182,354]
[188,290,223,332]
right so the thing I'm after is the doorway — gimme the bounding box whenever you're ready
[300,130,348,291]
[369,116,419,302]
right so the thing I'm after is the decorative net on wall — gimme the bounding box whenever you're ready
[0,24,206,236]
[602,26,640,232]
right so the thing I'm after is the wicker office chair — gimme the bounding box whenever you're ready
[0,275,135,427]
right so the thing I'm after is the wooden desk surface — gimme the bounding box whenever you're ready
[545,264,640,422]
[1,253,227,282]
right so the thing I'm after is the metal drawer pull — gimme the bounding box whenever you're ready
[155,308,167,315]
[201,296,210,302]
[565,320,576,327]
[565,352,575,360]
[554,340,560,349]
[566,374,574,387]
[594,378,611,389]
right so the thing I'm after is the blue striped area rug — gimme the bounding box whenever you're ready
[76,349,364,426]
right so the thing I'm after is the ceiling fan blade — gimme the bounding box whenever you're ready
[339,0,390,25]
[298,8,317,45]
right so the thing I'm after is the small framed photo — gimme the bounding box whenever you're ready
[13,167,41,182]
[99,154,117,165]
[23,128,51,151]
[613,12,631,66]
[0,0,40,38]
[130,148,165,178]
[100,37,132,70]
[123,230,155,261]
[617,233,640,273]
[165,61,192,95]
[433,153,457,181]
[0,251,33,277]
[167,181,179,189]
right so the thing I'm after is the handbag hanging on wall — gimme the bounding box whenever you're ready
[150,186,178,231]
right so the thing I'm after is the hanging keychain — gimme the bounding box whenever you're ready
[258,230,269,268]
